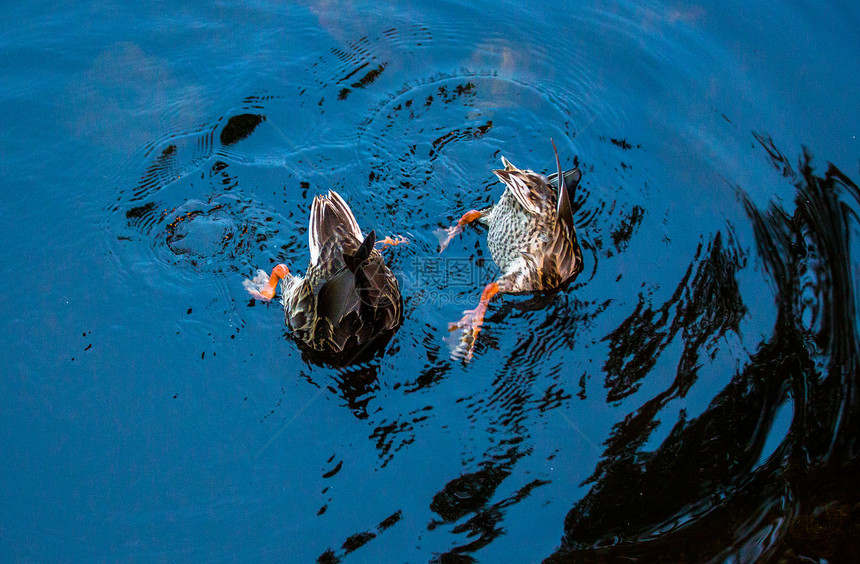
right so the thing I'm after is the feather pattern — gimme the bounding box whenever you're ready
[308,189,363,266]
[441,142,585,362]
[282,191,402,360]
[484,144,584,293]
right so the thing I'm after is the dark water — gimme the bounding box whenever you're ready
[2,1,859,561]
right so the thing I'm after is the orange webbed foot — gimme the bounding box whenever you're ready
[437,209,482,253]
[437,225,464,253]
[243,264,289,301]
[447,281,499,362]
[377,235,409,249]
[447,306,486,362]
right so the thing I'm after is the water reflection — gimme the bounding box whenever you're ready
[317,510,404,563]
[327,363,380,419]
[429,465,549,559]
[547,142,859,562]
[5,0,860,559]
[219,113,265,146]
[601,231,746,403]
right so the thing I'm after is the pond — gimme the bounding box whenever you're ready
[2,1,858,561]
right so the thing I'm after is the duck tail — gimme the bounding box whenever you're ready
[550,139,579,238]
[309,190,363,265]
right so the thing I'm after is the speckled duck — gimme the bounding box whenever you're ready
[439,140,584,360]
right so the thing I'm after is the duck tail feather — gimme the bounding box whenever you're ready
[551,139,577,237]
[309,190,363,265]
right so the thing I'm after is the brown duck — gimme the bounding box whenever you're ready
[244,190,404,363]
[439,140,583,360]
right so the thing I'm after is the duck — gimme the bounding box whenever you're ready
[244,190,404,364]
[438,140,584,360]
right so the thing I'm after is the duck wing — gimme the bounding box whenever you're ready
[315,229,376,326]
[315,267,357,326]
[352,231,401,332]
[355,263,401,333]
[315,229,401,351]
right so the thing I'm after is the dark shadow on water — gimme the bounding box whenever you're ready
[316,509,404,564]
[546,141,860,562]
[325,362,380,420]
[427,452,551,561]
[219,113,264,146]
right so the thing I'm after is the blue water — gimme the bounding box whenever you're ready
[2,1,859,561]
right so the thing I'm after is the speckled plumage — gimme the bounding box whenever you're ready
[481,153,584,293]
[438,143,584,361]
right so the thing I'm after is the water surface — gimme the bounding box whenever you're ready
[2,1,859,561]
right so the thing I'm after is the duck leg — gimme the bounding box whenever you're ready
[376,235,409,249]
[438,209,483,252]
[449,280,500,361]
[243,264,290,301]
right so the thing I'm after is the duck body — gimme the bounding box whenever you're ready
[438,141,583,360]
[245,190,402,363]
[482,160,583,293]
